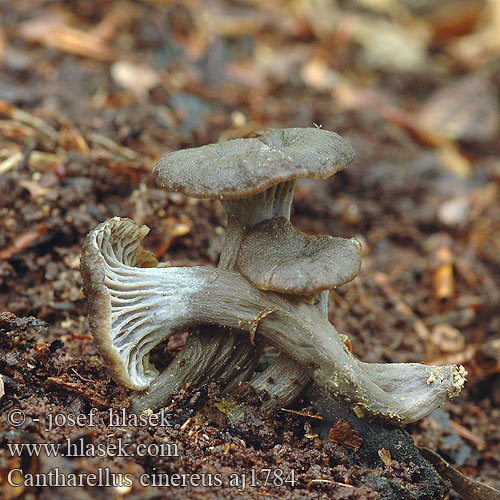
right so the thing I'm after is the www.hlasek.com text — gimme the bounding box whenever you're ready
[8,438,179,459]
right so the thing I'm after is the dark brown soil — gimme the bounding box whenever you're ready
[1,1,499,499]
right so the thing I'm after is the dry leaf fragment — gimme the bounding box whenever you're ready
[153,215,193,257]
[0,225,48,260]
[447,0,500,67]
[426,0,484,45]
[431,325,465,354]
[18,11,116,61]
[300,58,339,91]
[59,127,89,154]
[418,74,500,142]
[351,16,429,72]
[111,61,161,99]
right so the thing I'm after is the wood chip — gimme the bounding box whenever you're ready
[378,448,393,466]
[328,418,363,452]
[430,324,465,354]
[28,151,62,172]
[111,61,161,98]
[180,416,193,431]
[19,180,53,198]
[0,225,47,260]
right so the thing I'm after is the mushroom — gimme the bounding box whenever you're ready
[153,127,355,269]
[134,127,356,412]
[81,216,467,424]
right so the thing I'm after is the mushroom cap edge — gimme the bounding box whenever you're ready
[153,127,355,199]
[80,217,156,390]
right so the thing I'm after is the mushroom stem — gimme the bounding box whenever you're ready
[219,180,296,269]
[250,351,310,411]
[168,179,297,409]
[315,291,329,317]
[85,218,466,424]
[129,327,260,414]
[248,292,326,410]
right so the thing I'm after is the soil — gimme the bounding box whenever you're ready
[0,1,499,499]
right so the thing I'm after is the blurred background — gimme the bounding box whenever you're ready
[0,0,499,496]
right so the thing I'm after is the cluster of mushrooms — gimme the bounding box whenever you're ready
[81,128,466,424]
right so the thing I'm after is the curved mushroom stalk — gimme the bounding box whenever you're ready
[250,352,310,411]
[219,180,297,269]
[81,218,466,423]
[354,362,467,422]
[129,327,260,414]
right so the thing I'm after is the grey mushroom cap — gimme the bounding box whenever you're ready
[237,217,362,295]
[153,128,355,199]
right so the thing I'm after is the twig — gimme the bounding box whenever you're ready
[249,307,279,345]
[449,419,487,450]
[71,368,94,384]
[0,100,59,142]
[47,375,108,409]
[419,447,500,500]
[88,133,140,161]
[308,479,353,487]
[0,151,23,175]
[0,120,37,139]
[280,408,323,419]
